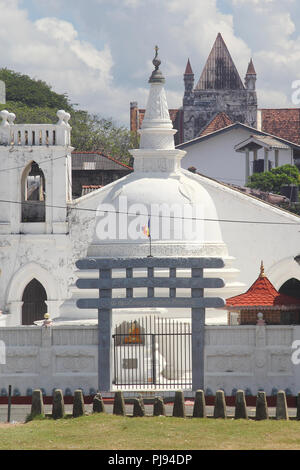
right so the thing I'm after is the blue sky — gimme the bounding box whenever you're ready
[1,0,300,126]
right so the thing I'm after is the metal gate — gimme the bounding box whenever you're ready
[112,316,192,390]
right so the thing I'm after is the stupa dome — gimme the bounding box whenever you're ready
[59,48,243,324]
[87,47,227,258]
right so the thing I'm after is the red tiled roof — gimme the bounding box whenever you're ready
[199,112,234,137]
[82,185,103,189]
[261,109,300,146]
[226,265,300,307]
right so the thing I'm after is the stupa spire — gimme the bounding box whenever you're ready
[260,260,266,278]
[149,46,165,84]
[129,47,186,173]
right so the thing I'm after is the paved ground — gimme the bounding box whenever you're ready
[0,403,297,423]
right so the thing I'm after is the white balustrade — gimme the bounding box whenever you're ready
[0,109,71,146]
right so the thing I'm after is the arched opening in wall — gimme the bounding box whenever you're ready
[22,279,47,325]
[279,278,300,299]
[21,161,45,222]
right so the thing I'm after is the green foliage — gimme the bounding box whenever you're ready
[0,101,57,124]
[0,68,71,110]
[0,68,136,163]
[70,111,138,164]
[247,164,300,194]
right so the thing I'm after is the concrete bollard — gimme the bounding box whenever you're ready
[234,390,248,420]
[73,389,85,418]
[113,391,126,416]
[193,390,206,418]
[52,389,65,419]
[31,389,45,418]
[255,391,269,420]
[213,390,227,419]
[153,396,166,417]
[133,396,145,417]
[297,392,300,420]
[93,392,105,413]
[172,390,186,418]
[276,390,289,420]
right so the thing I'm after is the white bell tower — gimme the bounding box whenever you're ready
[0,109,73,235]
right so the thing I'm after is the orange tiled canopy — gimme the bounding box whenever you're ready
[226,262,300,308]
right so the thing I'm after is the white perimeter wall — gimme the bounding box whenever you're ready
[0,324,300,396]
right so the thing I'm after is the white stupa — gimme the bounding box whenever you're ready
[59,47,243,324]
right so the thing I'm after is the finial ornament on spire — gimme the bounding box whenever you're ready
[153,45,160,69]
[260,260,266,278]
[149,45,165,84]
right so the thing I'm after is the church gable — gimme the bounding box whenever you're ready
[195,33,245,91]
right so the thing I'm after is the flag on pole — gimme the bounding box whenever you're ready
[142,217,151,238]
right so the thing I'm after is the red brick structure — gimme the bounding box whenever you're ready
[226,262,300,325]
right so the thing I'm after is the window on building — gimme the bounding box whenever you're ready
[22,278,47,325]
[21,161,46,222]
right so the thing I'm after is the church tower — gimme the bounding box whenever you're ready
[182,33,258,141]
[244,58,257,128]
[0,109,72,235]
[183,59,194,106]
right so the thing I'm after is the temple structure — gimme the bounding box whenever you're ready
[0,49,300,329]
[226,262,300,325]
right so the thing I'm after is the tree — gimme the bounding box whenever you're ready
[0,69,71,110]
[0,68,136,164]
[70,111,138,163]
[247,164,300,194]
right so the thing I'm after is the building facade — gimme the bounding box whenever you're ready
[182,33,257,142]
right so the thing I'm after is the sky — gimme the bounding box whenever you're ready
[0,0,300,127]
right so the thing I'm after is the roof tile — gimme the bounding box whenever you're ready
[199,112,233,137]
[226,270,300,307]
[261,108,300,145]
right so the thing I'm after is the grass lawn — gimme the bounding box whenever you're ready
[1,414,300,450]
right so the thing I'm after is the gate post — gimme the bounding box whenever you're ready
[191,267,205,391]
[98,268,112,392]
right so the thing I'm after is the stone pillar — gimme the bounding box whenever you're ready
[275,149,279,167]
[255,322,267,386]
[214,390,227,419]
[264,148,269,172]
[276,390,288,420]
[98,268,112,392]
[245,149,250,183]
[191,267,204,391]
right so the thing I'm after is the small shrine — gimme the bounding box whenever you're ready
[226,262,300,325]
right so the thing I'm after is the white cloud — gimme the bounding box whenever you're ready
[0,1,131,122]
[1,0,300,127]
